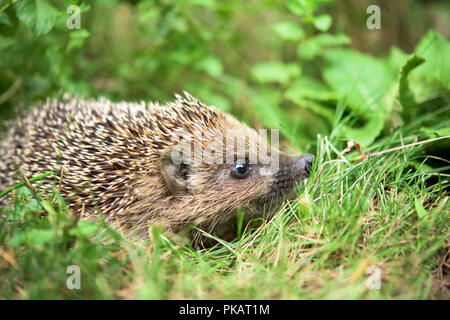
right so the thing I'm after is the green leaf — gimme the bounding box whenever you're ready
[297,33,350,60]
[15,186,33,201]
[399,54,425,109]
[386,47,409,75]
[8,229,55,247]
[29,229,55,245]
[251,62,301,85]
[186,0,216,6]
[407,30,450,103]
[322,49,398,145]
[285,77,336,121]
[289,96,335,122]
[194,56,223,78]
[272,21,305,41]
[0,36,16,51]
[406,160,434,174]
[285,0,326,16]
[285,0,309,16]
[323,49,395,113]
[0,12,12,26]
[420,127,450,138]
[67,29,90,51]
[205,94,230,112]
[341,113,385,147]
[16,0,58,36]
[25,199,43,211]
[7,232,26,247]
[415,30,450,90]
[286,77,337,101]
[69,220,99,237]
[313,14,332,32]
[249,88,302,147]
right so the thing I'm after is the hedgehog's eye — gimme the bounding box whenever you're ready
[231,160,250,179]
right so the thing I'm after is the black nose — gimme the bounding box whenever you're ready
[297,153,314,175]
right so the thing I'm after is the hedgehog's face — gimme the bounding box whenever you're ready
[190,151,314,218]
[159,116,313,227]
[242,152,313,217]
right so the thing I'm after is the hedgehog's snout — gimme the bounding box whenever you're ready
[268,153,314,195]
[293,153,314,177]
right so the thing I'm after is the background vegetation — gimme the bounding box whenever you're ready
[0,0,449,299]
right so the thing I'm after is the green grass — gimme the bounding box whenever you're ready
[0,107,448,300]
[0,0,449,300]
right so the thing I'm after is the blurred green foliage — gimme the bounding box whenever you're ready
[0,0,449,151]
[0,0,449,300]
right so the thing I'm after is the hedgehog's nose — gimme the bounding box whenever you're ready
[295,153,314,176]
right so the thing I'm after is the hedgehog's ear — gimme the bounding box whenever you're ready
[160,151,191,194]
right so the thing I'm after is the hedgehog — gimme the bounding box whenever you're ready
[0,93,313,246]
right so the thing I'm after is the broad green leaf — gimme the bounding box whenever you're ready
[194,56,223,78]
[341,113,385,147]
[322,49,398,145]
[25,199,43,211]
[250,88,286,129]
[67,29,90,51]
[323,49,395,113]
[285,77,336,121]
[16,0,58,36]
[286,0,309,16]
[286,77,337,101]
[249,89,301,147]
[272,21,305,41]
[0,36,16,50]
[286,0,330,16]
[8,232,26,247]
[8,229,54,247]
[386,47,409,76]
[406,160,434,174]
[205,94,230,112]
[306,33,350,46]
[0,12,12,26]
[190,86,231,111]
[288,96,335,122]
[407,30,450,103]
[297,33,350,60]
[420,127,450,138]
[186,0,216,6]
[69,220,99,237]
[399,54,425,109]
[251,62,301,85]
[15,186,33,200]
[313,14,332,32]
[28,229,55,245]
[414,30,450,90]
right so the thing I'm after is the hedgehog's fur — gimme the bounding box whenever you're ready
[0,93,313,246]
